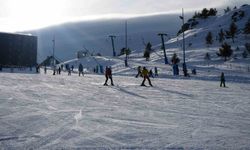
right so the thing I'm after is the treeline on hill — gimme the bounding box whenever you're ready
[193,8,217,19]
[177,5,250,61]
[177,8,217,35]
[206,5,250,60]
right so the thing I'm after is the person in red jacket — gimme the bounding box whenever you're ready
[104,66,114,86]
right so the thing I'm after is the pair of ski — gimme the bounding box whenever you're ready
[103,84,153,87]
[103,84,114,86]
[141,84,153,87]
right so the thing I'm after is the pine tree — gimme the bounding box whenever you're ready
[219,42,233,61]
[206,31,213,46]
[125,48,131,56]
[244,19,250,34]
[193,11,199,18]
[229,22,237,43]
[171,53,180,64]
[119,48,126,55]
[208,8,217,16]
[218,29,225,43]
[224,6,231,14]
[201,8,209,18]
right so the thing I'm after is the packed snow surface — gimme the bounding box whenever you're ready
[0,71,250,149]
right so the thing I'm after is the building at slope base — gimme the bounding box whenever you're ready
[0,32,37,67]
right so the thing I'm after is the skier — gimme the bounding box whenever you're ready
[36,65,40,73]
[141,67,153,87]
[104,66,114,86]
[68,67,71,76]
[71,65,74,72]
[58,67,61,75]
[96,65,99,73]
[78,63,84,76]
[192,68,196,75]
[53,68,56,75]
[135,66,142,78]
[61,64,64,71]
[154,67,158,77]
[176,64,179,75]
[149,69,154,78]
[44,66,47,74]
[220,72,226,87]
[65,64,69,71]
[100,65,104,74]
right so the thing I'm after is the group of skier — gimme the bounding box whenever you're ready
[40,63,226,87]
[103,65,154,87]
[135,66,155,86]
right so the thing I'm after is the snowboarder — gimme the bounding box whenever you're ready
[141,67,153,87]
[220,72,226,87]
[71,65,74,71]
[104,66,114,86]
[135,66,142,78]
[78,63,84,76]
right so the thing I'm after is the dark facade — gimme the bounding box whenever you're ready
[0,32,37,67]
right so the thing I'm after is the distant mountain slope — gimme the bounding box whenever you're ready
[21,13,189,63]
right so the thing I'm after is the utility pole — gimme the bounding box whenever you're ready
[52,35,55,66]
[109,35,116,57]
[179,8,188,76]
[125,20,128,67]
[52,35,56,75]
[158,33,168,64]
[125,20,128,50]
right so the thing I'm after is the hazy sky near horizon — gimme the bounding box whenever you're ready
[0,0,248,32]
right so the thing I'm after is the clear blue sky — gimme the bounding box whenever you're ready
[0,0,248,32]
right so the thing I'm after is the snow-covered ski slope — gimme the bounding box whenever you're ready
[1,5,250,149]
[0,71,250,149]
